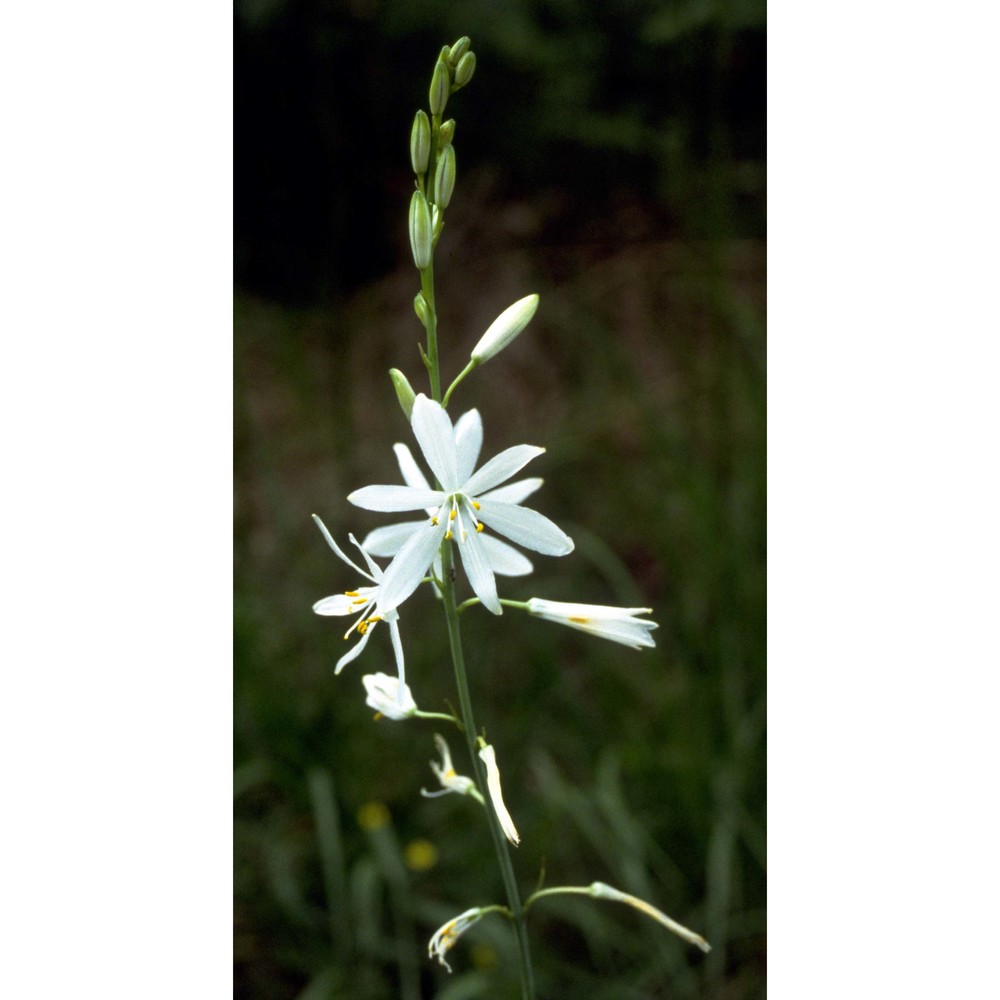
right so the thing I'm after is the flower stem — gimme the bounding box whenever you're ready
[439,543,536,999]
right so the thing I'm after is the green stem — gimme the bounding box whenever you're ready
[439,543,535,999]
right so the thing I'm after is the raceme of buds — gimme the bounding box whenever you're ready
[429,58,450,116]
[454,51,476,88]
[434,145,456,209]
[470,293,539,365]
[438,119,456,148]
[389,368,416,419]
[408,190,432,270]
[447,36,471,67]
[410,109,430,175]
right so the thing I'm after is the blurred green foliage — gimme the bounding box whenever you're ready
[235,2,764,997]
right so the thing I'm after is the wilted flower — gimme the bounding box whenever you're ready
[311,515,406,685]
[361,672,418,719]
[525,598,658,650]
[587,882,711,953]
[478,742,519,846]
[422,734,483,803]
[349,394,573,615]
[428,906,485,972]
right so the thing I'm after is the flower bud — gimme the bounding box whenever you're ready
[448,37,471,67]
[434,145,456,209]
[408,190,432,270]
[429,58,450,116]
[438,119,456,148]
[389,368,416,419]
[470,293,539,364]
[431,204,443,244]
[454,51,476,88]
[410,109,430,175]
[413,291,431,329]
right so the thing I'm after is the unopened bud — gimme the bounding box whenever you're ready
[470,294,539,364]
[431,204,443,244]
[389,369,416,419]
[448,37,471,67]
[429,59,450,116]
[438,119,456,148]
[410,110,430,175]
[434,145,456,209]
[454,51,476,88]
[408,190,432,270]
[413,292,431,329]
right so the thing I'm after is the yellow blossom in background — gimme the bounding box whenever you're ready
[404,838,439,872]
[356,801,390,831]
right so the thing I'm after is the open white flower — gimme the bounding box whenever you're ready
[526,598,658,650]
[361,673,417,719]
[478,742,520,846]
[349,394,574,615]
[421,734,483,803]
[428,906,485,972]
[311,515,406,685]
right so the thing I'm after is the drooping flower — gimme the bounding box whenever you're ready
[525,598,658,650]
[361,410,543,582]
[311,515,406,686]
[586,882,711,953]
[421,734,483,804]
[361,673,418,719]
[428,906,486,972]
[478,742,519,846]
[349,394,574,615]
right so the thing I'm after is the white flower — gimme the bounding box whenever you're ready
[361,673,417,720]
[587,882,711,953]
[428,906,485,972]
[478,742,519,846]
[349,394,574,615]
[526,598,658,650]
[311,515,406,686]
[422,734,483,803]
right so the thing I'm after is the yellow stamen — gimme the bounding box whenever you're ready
[568,616,591,624]
[431,516,439,525]
[471,501,481,510]
[475,523,484,533]
[445,530,453,540]
[344,590,360,597]
[373,712,383,721]
[449,509,457,520]
[444,768,456,779]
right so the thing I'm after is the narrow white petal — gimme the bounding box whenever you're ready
[479,744,519,846]
[378,517,449,611]
[313,593,365,616]
[312,514,373,580]
[361,522,422,558]
[462,444,544,497]
[388,618,406,691]
[479,477,543,505]
[393,443,431,491]
[412,394,460,489]
[453,409,483,484]
[476,499,574,556]
[457,528,501,614]
[335,626,373,673]
[480,535,533,576]
[349,484,445,512]
[349,532,384,581]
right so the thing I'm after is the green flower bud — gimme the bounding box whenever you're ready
[410,110,430,175]
[434,145,456,209]
[438,119,456,148]
[389,368,416,419]
[413,291,431,329]
[454,51,476,88]
[408,190,432,270]
[429,58,450,116]
[470,293,539,364]
[431,204,443,244]
[448,37,471,67]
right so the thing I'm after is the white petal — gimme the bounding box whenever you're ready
[361,522,422,558]
[478,744,519,846]
[457,529,501,614]
[476,499,574,556]
[480,535,533,576]
[411,394,459,489]
[393,443,431,491]
[462,445,544,497]
[388,618,406,690]
[312,514,373,581]
[335,626,373,673]
[480,477,543,505]
[349,532,384,582]
[453,409,483,484]
[378,517,449,611]
[349,484,444,512]
[313,593,368,616]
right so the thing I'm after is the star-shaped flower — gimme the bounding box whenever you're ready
[349,394,574,614]
[311,515,406,684]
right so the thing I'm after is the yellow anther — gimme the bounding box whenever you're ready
[431,516,439,525]
[357,620,369,635]
[471,501,481,510]
[568,616,591,624]
[445,530,453,540]
[351,597,368,605]
[368,615,383,624]
[449,509,457,520]
[373,712,383,721]
[444,768,456,779]
[344,590,360,597]
[475,523,484,533]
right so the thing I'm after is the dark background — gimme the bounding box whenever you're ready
[235,1,765,997]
